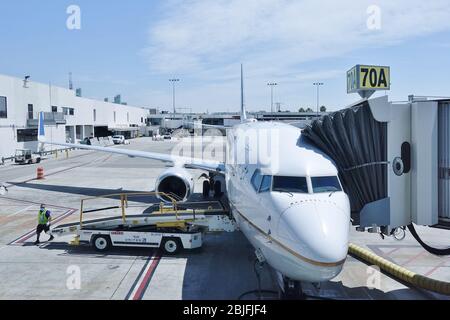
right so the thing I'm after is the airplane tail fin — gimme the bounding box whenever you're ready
[38,112,46,143]
[240,64,247,122]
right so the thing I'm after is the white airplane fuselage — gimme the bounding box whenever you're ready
[225,121,350,282]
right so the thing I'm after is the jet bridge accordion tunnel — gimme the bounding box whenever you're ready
[303,95,450,239]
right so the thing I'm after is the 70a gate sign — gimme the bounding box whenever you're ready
[347,65,390,94]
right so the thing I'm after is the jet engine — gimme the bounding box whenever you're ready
[155,168,194,202]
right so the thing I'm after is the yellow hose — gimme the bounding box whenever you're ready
[348,243,450,296]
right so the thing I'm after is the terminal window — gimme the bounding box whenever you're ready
[28,104,34,120]
[17,129,38,142]
[0,96,7,118]
[62,107,75,116]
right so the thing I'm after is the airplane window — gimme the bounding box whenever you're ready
[311,176,342,193]
[272,176,308,194]
[259,176,272,193]
[251,170,263,191]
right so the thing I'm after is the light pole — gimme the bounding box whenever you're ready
[169,79,180,114]
[267,83,278,113]
[313,82,324,118]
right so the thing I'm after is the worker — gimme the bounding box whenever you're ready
[35,204,54,245]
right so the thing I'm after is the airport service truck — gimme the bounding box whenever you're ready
[52,194,235,255]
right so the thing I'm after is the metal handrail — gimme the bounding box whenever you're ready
[165,191,183,201]
[79,192,179,228]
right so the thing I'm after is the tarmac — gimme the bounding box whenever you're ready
[0,137,449,300]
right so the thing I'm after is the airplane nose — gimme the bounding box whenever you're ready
[277,200,350,263]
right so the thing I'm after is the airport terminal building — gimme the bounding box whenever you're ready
[0,74,150,159]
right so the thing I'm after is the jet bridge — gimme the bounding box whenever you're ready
[303,95,450,238]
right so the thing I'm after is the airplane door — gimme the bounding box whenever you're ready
[259,175,273,237]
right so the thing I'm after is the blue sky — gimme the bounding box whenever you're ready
[1,0,450,112]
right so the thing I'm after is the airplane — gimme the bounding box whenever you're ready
[37,65,350,298]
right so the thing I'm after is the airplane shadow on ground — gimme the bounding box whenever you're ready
[37,233,279,300]
[27,236,434,300]
[38,241,160,258]
[10,183,435,300]
[301,281,429,300]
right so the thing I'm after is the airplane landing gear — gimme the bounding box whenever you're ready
[237,251,278,300]
[202,180,211,198]
[213,180,222,198]
[276,273,306,300]
[201,173,223,198]
[275,273,333,300]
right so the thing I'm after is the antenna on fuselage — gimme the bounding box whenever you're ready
[240,64,247,122]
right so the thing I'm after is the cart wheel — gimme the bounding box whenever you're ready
[92,235,112,252]
[393,228,406,241]
[161,238,182,255]
[37,158,41,163]
[202,180,211,198]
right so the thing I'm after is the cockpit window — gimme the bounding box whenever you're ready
[311,176,342,193]
[273,176,308,194]
[251,170,263,192]
[259,176,272,193]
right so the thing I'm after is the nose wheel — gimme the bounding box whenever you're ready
[237,258,278,300]
[276,273,306,300]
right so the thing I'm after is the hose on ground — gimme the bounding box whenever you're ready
[407,224,450,256]
[349,243,450,296]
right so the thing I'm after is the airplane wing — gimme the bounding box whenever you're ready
[188,122,229,130]
[198,124,229,129]
[37,113,225,173]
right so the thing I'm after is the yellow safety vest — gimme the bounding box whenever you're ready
[38,210,49,225]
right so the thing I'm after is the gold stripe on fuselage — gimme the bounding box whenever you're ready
[230,202,347,268]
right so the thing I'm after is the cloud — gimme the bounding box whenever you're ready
[139,0,450,111]
[143,0,450,79]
